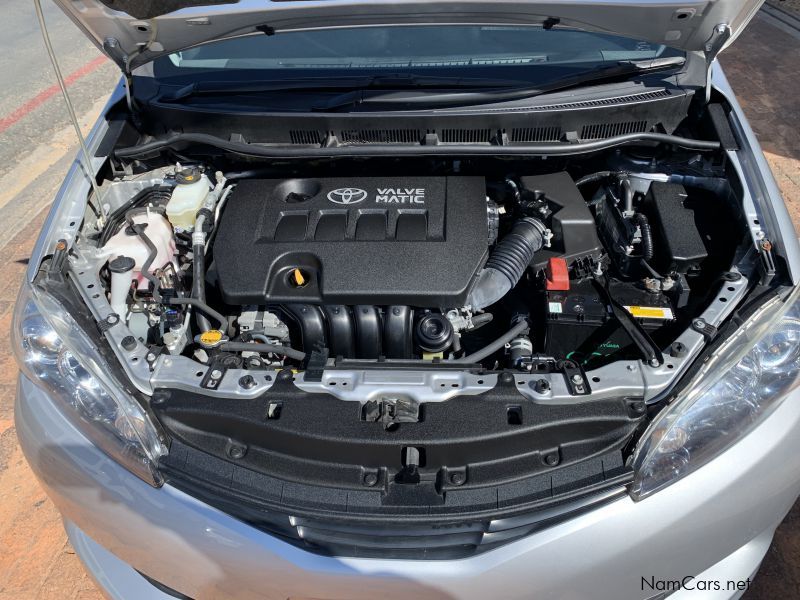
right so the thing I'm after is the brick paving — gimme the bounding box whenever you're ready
[0,12,797,600]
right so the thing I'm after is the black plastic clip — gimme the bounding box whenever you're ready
[304,346,329,382]
[692,318,718,342]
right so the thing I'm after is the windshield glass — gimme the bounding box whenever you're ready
[154,25,683,80]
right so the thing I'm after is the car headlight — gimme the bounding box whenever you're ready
[12,281,166,486]
[632,286,800,499]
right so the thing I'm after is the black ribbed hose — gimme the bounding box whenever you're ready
[192,241,211,332]
[634,213,654,261]
[466,218,546,310]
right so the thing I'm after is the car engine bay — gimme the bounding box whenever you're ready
[28,91,786,531]
[64,140,757,407]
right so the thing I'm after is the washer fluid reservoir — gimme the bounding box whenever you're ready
[166,167,212,230]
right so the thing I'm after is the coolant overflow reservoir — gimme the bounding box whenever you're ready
[166,167,212,230]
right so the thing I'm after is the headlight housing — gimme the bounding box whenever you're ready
[632,286,800,499]
[12,281,166,486]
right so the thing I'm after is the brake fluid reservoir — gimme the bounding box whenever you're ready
[104,210,177,290]
[166,167,212,230]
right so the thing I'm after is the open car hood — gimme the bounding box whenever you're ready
[54,0,765,72]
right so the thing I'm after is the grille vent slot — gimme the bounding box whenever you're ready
[339,129,421,144]
[476,89,674,113]
[289,130,324,145]
[539,89,671,111]
[439,128,493,144]
[508,126,562,143]
[581,120,649,140]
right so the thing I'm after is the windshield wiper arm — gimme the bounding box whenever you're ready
[312,56,686,111]
[157,74,530,103]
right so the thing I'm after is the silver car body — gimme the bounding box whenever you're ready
[16,0,800,595]
[15,56,800,598]
[54,0,764,71]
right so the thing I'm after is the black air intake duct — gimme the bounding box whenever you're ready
[466,217,546,310]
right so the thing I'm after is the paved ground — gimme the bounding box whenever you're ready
[0,4,798,599]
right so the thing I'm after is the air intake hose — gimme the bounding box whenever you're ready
[466,217,546,310]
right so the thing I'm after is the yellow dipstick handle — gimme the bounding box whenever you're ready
[292,268,306,287]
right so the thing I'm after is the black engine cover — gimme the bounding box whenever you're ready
[214,176,488,306]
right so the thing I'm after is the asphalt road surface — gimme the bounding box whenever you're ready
[0,2,797,598]
[0,0,118,252]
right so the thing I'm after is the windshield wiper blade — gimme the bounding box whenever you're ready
[313,56,686,111]
[158,74,530,103]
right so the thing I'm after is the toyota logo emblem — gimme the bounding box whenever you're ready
[327,188,368,205]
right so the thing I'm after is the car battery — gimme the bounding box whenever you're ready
[544,279,675,366]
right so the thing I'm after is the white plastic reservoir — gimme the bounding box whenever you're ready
[104,210,177,290]
[166,167,212,230]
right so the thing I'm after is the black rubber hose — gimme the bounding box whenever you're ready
[115,132,722,160]
[192,241,211,332]
[167,298,227,330]
[219,342,306,361]
[450,319,529,364]
[124,214,162,302]
[487,218,545,281]
[466,218,546,310]
[634,213,654,261]
[471,313,494,330]
[100,188,172,246]
[575,171,615,186]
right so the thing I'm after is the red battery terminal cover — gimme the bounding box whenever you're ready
[545,257,570,291]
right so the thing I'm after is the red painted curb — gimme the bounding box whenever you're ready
[0,55,109,136]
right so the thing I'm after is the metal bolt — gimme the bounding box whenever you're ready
[669,342,687,358]
[500,372,514,384]
[227,444,246,460]
[648,358,660,367]
[693,318,707,330]
[627,364,637,372]
[450,472,466,486]
[544,452,560,466]
[210,369,223,380]
[239,375,256,389]
[630,401,647,415]
[146,352,157,363]
[534,379,551,394]
[105,313,120,326]
[570,374,583,384]
[363,472,378,487]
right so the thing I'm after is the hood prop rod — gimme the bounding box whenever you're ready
[703,24,731,104]
[34,0,106,221]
